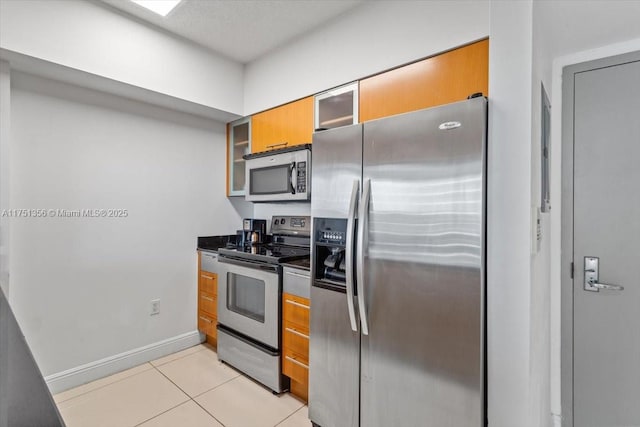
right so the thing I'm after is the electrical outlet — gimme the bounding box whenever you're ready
[150,299,160,316]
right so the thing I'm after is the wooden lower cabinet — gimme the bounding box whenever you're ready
[359,38,489,122]
[198,253,218,346]
[282,293,310,402]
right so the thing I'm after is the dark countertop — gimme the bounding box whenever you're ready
[198,235,310,270]
[280,257,311,271]
[197,235,237,253]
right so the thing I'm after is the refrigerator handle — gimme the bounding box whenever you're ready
[357,178,370,335]
[345,180,359,332]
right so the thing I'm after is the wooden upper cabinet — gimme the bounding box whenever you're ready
[359,39,489,122]
[251,97,314,153]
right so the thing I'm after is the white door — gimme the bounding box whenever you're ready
[563,52,640,426]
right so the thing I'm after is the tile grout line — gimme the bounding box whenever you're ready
[55,344,207,406]
[149,345,208,369]
[54,363,155,405]
[151,362,230,427]
[131,400,191,427]
[272,404,307,427]
[191,374,241,399]
[190,395,228,427]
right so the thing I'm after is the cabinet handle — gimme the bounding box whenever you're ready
[285,355,309,369]
[285,299,309,309]
[267,142,289,150]
[201,274,215,280]
[285,327,309,339]
[201,295,215,302]
[199,316,212,323]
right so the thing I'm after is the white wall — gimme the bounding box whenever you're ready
[8,72,249,383]
[244,0,490,114]
[529,2,640,424]
[546,38,640,425]
[487,1,533,425]
[0,0,244,115]
[529,4,555,426]
[0,60,10,298]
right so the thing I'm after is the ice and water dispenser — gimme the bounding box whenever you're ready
[313,218,350,287]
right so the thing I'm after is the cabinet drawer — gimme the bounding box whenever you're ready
[282,349,309,385]
[283,267,310,299]
[200,251,218,273]
[199,292,217,316]
[283,321,309,361]
[200,272,217,295]
[198,312,217,338]
[282,294,310,332]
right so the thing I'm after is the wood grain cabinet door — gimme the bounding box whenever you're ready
[359,39,489,122]
[251,97,314,153]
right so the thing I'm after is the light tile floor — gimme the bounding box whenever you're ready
[55,344,311,427]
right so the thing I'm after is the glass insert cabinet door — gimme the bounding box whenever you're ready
[226,271,266,323]
[315,82,359,131]
[228,117,251,196]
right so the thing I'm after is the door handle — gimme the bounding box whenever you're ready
[267,142,289,150]
[584,256,624,292]
[345,179,359,332]
[590,282,624,291]
[357,179,371,335]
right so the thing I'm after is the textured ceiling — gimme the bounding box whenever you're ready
[99,0,364,63]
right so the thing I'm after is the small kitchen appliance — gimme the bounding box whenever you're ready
[243,145,311,202]
[237,218,267,247]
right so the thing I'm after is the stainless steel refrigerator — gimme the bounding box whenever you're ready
[309,97,487,427]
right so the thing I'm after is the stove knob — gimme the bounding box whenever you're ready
[280,218,286,224]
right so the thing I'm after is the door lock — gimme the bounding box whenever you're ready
[583,256,624,292]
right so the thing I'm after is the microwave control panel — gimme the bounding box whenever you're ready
[296,162,307,194]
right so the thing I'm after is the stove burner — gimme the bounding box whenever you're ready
[218,243,310,264]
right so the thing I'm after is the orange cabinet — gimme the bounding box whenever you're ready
[359,39,489,122]
[197,252,218,346]
[282,292,310,402]
[251,97,314,153]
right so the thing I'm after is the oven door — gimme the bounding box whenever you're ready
[245,149,310,202]
[217,256,280,349]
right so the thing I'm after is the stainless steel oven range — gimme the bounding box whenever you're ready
[217,215,311,393]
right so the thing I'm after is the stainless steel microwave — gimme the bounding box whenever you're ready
[244,145,311,202]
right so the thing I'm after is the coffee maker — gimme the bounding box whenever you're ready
[236,218,267,247]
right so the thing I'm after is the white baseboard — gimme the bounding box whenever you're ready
[45,330,204,394]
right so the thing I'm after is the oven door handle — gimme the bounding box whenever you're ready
[289,162,296,194]
[218,256,279,273]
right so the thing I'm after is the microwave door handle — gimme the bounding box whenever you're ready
[289,162,296,194]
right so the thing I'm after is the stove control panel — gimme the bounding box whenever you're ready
[271,215,311,236]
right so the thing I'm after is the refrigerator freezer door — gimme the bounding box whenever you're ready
[310,124,363,427]
[308,286,360,427]
[360,98,487,427]
[311,124,363,219]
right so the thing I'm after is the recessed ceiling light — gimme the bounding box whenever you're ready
[131,0,182,17]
